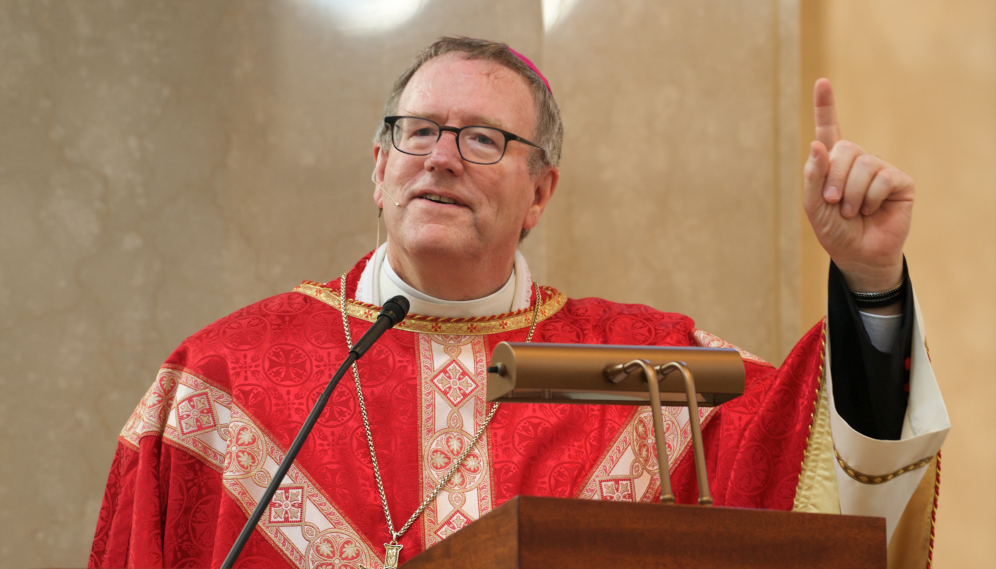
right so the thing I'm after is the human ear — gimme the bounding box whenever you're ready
[523,165,559,230]
[372,142,388,208]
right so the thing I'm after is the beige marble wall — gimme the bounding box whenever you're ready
[543,0,801,363]
[801,1,996,566]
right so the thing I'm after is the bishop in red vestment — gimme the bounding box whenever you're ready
[90,38,947,569]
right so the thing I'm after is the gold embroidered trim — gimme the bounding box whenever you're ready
[294,280,567,335]
[799,320,827,471]
[124,365,384,569]
[576,405,716,503]
[221,404,383,569]
[692,329,771,367]
[833,445,934,485]
[792,319,840,514]
[927,451,941,568]
[416,333,495,548]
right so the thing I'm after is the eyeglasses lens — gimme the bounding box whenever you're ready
[459,127,505,164]
[393,118,438,154]
[392,118,507,164]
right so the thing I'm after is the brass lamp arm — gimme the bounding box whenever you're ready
[657,362,712,506]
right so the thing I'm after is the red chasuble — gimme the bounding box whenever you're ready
[90,256,826,569]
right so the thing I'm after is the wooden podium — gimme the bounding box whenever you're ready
[403,496,885,568]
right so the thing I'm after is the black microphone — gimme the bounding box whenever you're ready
[221,295,410,569]
[350,295,410,358]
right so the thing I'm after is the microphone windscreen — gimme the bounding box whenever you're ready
[381,295,410,325]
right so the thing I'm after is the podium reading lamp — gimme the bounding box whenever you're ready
[487,343,745,505]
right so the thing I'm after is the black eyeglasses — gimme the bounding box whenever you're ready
[385,116,544,165]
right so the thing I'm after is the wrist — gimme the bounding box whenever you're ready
[832,256,908,315]
[833,258,904,293]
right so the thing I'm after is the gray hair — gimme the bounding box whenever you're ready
[375,36,563,174]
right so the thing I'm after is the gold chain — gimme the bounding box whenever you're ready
[339,274,542,544]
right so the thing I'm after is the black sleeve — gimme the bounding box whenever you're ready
[827,259,914,441]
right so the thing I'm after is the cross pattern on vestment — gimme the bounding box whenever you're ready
[599,478,635,501]
[268,486,305,524]
[176,391,217,436]
[431,359,479,408]
[434,509,471,541]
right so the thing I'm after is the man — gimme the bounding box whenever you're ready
[90,38,948,569]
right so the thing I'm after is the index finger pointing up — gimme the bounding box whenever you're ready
[814,78,841,151]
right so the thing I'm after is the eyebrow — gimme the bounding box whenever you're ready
[403,111,510,131]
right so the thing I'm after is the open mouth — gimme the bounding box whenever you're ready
[419,193,460,205]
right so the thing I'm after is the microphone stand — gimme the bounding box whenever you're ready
[221,296,409,569]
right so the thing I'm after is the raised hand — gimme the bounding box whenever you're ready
[803,78,914,303]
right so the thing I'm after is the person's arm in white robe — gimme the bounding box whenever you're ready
[826,262,949,543]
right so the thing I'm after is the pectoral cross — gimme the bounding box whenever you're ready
[362,542,403,569]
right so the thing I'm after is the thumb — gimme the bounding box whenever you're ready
[803,141,831,213]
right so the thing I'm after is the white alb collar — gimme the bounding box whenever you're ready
[354,243,533,318]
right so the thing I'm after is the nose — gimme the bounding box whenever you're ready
[425,131,465,176]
